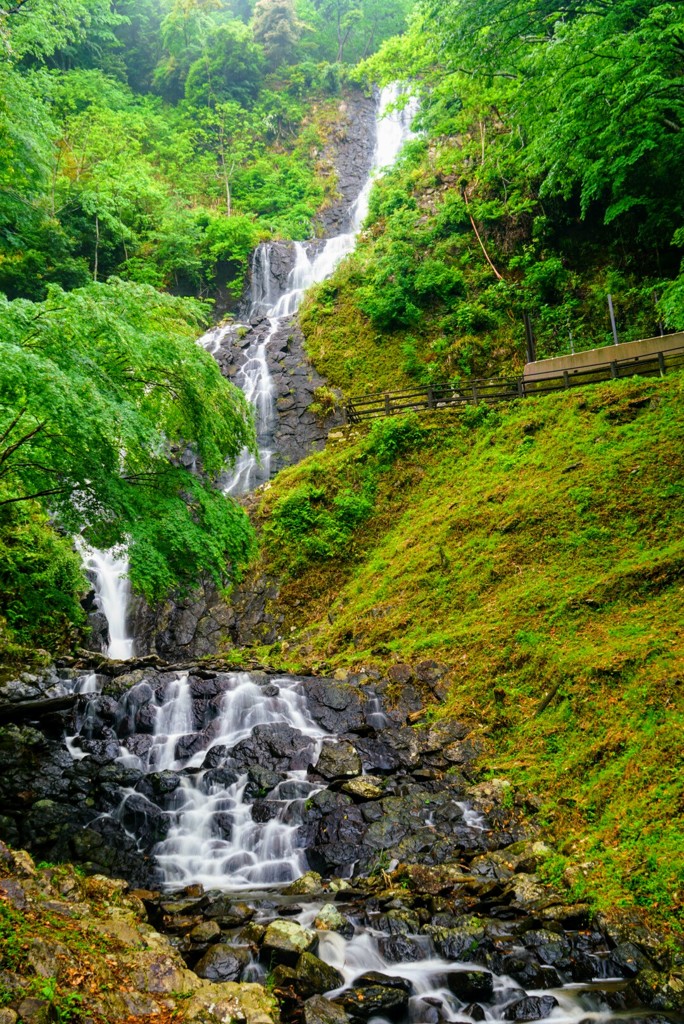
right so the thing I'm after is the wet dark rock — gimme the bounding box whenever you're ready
[334,984,409,1021]
[376,910,421,936]
[502,996,560,1021]
[377,935,425,963]
[202,766,239,789]
[301,679,367,734]
[315,741,362,780]
[193,943,250,981]
[500,955,560,989]
[427,925,486,963]
[353,729,421,773]
[136,771,181,800]
[464,1005,486,1021]
[446,970,494,1002]
[245,765,284,799]
[252,801,280,823]
[232,724,317,773]
[608,942,653,978]
[295,952,345,997]
[203,898,254,928]
[304,994,351,1024]
[356,973,412,993]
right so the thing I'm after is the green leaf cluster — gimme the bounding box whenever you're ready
[0,280,256,604]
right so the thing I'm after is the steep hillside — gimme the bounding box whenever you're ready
[235,374,684,930]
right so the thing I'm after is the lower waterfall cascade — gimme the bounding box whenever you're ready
[9,660,654,1024]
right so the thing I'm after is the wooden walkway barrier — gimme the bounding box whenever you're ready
[345,343,684,424]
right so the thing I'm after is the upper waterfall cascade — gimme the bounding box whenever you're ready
[199,83,418,497]
[81,85,417,655]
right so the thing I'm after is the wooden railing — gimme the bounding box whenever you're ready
[345,343,684,424]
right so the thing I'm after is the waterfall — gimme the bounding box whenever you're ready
[213,83,418,496]
[80,83,417,661]
[79,543,135,661]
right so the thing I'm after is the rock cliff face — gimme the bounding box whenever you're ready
[313,91,377,236]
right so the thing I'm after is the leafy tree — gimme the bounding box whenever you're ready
[0,280,257,600]
[153,0,221,102]
[0,0,119,62]
[184,21,265,107]
[253,0,302,66]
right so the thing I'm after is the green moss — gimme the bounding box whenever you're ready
[251,373,684,931]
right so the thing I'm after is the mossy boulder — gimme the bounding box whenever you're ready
[262,919,317,965]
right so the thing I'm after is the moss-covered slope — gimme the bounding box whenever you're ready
[242,374,684,930]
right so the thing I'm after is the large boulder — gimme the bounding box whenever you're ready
[446,970,494,1002]
[295,952,344,997]
[262,920,317,965]
[315,742,361,781]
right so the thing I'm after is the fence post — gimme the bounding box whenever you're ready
[384,394,391,416]
[523,311,536,363]
[517,379,525,399]
[658,351,666,377]
[610,361,618,379]
[427,387,435,409]
[563,371,570,389]
[471,382,479,404]
[608,294,619,346]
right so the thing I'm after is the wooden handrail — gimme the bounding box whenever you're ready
[344,346,684,424]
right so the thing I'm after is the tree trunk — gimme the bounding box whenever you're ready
[93,214,100,281]
[0,695,78,724]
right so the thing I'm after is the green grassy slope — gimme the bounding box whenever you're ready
[245,374,684,930]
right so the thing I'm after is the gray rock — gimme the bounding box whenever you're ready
[304,995,350,1024]
[193,943,249,982]
[315,741,361,780]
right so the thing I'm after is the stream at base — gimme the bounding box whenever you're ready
[53,665,662,1024]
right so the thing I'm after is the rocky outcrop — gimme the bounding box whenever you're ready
[0,841,277,1024]
[314,90,377,236]
[213,314,344,476]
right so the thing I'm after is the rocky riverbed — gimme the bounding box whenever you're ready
[0,658,682,1023]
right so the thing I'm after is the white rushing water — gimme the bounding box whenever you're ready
[77,84,417,656]
[78,544,135,660]
[199,82,418,496]
[72,671,330,889]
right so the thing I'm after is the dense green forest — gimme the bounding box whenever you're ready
[0,0,410,666]
[304,0,684,387]
[2,0,684,670]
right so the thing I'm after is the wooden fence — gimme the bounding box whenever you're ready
[345,343,684,424]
